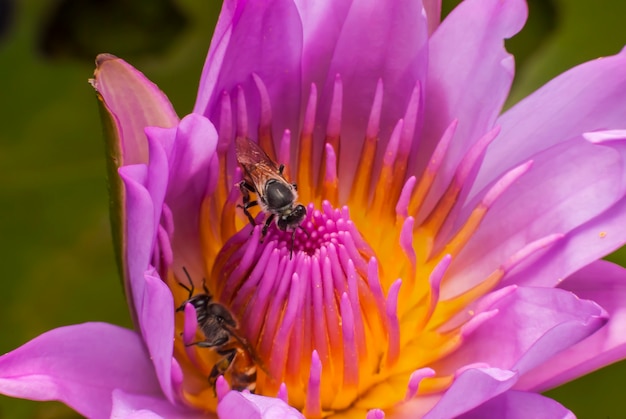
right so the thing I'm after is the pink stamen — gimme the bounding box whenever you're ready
[215,376,231,401]
[396,176,416,219]
[252,73,275,157]
[340,292,359,388]
[425,255,451,322]
[327,74,343,141]
[305,351,322,418]
[385,279,402,367]
[502,233,564,273]
[218,91,232,153]
[346,260,367,361]
[455,126,501,186]
[460,309,499,338]
[404,367,436,400]
[279,129,292,173]
[366,409,385,419]
[270,273,301,381]
[236,85,248,139]
[366,79,384,139]
[481,160,534,207]
[277,383,289,403]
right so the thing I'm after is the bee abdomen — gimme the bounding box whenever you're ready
[231,365,257,393]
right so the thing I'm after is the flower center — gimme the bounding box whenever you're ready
[211,200,401,414]
[172,75,540,417]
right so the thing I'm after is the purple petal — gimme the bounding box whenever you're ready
[516,260,626,392]
[167,115,218,262]
[433,286,607,377]
[0,323,163,419]
[423,0,442,34]
[472,48,626,197]
[92,54,178,166]
[139,271,180,404]
[217,391,304,419]
[111,389,200,418]
[304,0,429,196]
[193,0,304,144]
[421,367,518,419]
[420,0,527,203]
[457,391,574,419]
[447,134,626,294]
[119,164,156,318]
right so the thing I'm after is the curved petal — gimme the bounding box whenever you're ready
[457,390,574,419]
[421,368,518,419]
[446,134,626,294]
[119,164,155,318]
[516,260,626,392]
[92,54,179,166]
[111,389,202,418]
[423,0,441,34]
[139,271,180,404]
[0,323,163,419]
[420,0,527,205]
[217,391,305,419]
[432,286,607,379]
[472,47,626,198]
[146,114,219,268]
[193,0,304,145]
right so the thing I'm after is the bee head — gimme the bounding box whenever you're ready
[277,204,307,231]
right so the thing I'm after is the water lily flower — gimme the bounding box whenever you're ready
[3,0,626,417]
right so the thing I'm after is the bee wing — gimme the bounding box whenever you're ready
[226,324,272,377]
[235,137,283,192]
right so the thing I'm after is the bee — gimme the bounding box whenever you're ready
[176,267,263,393]
[235,136,307,258]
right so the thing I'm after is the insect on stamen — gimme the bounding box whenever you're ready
[235,137,307,258]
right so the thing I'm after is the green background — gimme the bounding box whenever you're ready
[0,0,625,417]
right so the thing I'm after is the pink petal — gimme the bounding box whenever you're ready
[111,389,200,418]
[139,271,180,404]
[421,367,518,419]
[447,134,626,294]
[119,164,156,318]
[423,0,442,34]
[420,0,527,203]
[472,47,626,198]
[516,260,626,391]
[145,114,219,265]
[433,286,607,377]
[297,0,429,190]
[0,323,163,419]
[193,0,304,143]
[217,391,304,419]
[457,390,574,419]
[92,54,179,166]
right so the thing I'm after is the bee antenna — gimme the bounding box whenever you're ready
[201,277,210,296]
[177,266,195,297]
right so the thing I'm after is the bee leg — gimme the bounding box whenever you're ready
[208,347,237,395]
[289,229,297,260]
[278,164,285,175]
[237,181,259,228]
[261,214,275,241]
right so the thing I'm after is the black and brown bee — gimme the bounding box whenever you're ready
[235,136,307,257]
[176,267,263,393]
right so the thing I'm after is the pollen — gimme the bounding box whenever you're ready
[171,75,538,417]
